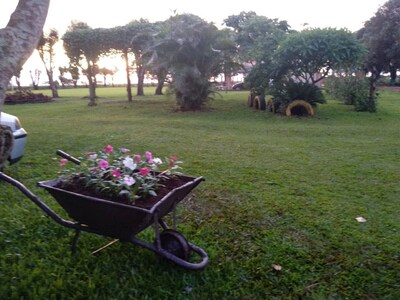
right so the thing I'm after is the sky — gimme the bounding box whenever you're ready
[1,0,387,32]
[0,0,388,85]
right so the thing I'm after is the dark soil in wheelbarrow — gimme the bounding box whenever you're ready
[56,175,192,209]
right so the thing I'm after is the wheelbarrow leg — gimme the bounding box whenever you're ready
[157,202,178,231]
[71,229,81,254]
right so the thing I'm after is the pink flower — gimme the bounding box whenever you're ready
[139,168,150,175]
[145,151,153,163]
[104,145,113,154]
[59,158,68,166]
[169,156,178,167]
[169,156,177,167]
[134,154,142,164]
[112,170,122,178]
[99,159,109,169]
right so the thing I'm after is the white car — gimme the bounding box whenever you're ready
[0,112,27,164]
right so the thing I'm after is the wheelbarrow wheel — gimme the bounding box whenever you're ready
[160,229,190,261]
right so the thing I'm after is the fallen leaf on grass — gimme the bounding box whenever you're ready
[355,216,367,223]
[272,264,282,271]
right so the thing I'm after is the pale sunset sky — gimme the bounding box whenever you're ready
[1,0,387,32]
[0,0,388,85]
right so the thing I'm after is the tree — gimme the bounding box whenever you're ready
[59,65,80,88]
[152,14,222,110]
[148,21,170,96]
[37,28,60,98]
[212,29,241,89]
[270,28,365,85]
[59,66,70,87]
[245,28,365,113]
[62,23,107,106]
[224,12,291,67]
[127,20,156,96]
[153,68,168,95]
[106,26,134,101]
[246,28,365,96]
[359,0,400,96]
[98,67,116,86]
[29,69,41,90]
[224,12,291,93]
[0,0,50,112]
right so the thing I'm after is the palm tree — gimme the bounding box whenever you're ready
[152,14,222,110]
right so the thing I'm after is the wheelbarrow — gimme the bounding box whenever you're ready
[0,150,208,270]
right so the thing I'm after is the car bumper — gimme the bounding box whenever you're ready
[9,128,27,164]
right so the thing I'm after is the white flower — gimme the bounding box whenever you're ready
[123,157,137,170]
[153,157,162,165]
[123,175,136,186]
[89,154,97,161]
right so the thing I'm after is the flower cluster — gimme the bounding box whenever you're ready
[58,145,182,201]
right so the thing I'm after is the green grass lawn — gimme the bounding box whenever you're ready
[1,87,399,299]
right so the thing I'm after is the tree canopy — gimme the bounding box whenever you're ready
[270,28,365,84]
[224,12,291,71]
[359,0,400,85]
[62,23,110,105]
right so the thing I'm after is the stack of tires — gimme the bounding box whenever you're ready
[247,92,313,117]
[247,93,266,110]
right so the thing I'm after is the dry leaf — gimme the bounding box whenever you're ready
[272,264,282,271]
[355,216,367,223]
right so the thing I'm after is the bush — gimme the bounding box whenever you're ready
[266,80,325,113]
[355,95,377,112]
[5,90,52,104]
[325,75,377,112]
[325,75,367,105]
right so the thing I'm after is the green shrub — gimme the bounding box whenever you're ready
[325,75,377,112]
[354,95,377,112]
[266,80,325,112]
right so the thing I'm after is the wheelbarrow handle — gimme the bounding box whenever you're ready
[56,150,81,165]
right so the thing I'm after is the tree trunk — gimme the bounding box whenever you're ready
[369,67,381,99]
[40,56,59,98]
[86,62,97,106]
[50,79,59,98]
[155,68,167,95]
[15,74,22,91]
[123,50,133,102]
[389,65,397,84]
[0,0,50,112]
[87,75,97,106]
[224,71,232,90]
[0,125,14,169]
[46,69,59,98]
[29,70,40,90]
[137,64,145,96]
